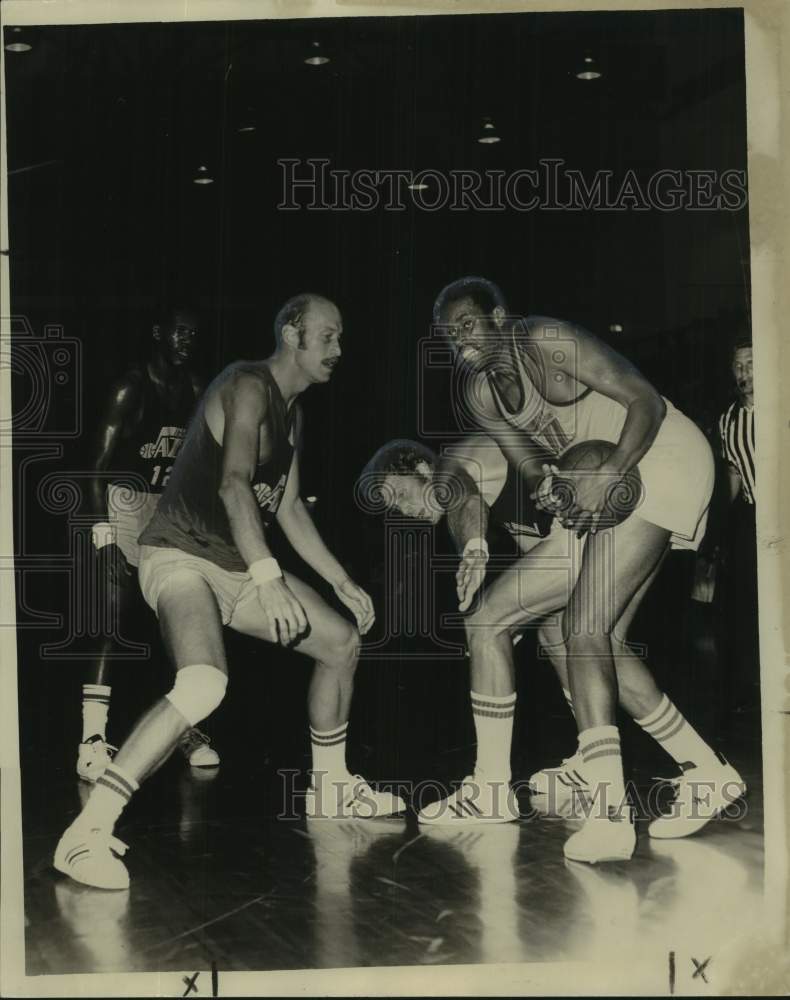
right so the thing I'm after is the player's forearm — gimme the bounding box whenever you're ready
[218,476,275,567]
[447,494,489,554]
[603,393,666,476]
[278,500,347,586]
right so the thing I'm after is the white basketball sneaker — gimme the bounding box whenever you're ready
[306,774,406,820]
[648,755,746,840]
[76,735,117,783]
[529,750,590,801]
[53,822,130,890]
[563,806,636,864]
[417,774,521,826]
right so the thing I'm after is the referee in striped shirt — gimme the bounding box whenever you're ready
[717,337,759,713]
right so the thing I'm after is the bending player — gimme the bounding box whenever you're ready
[367,276,744,862]
[80,307,219,780]
[56,293,404,890]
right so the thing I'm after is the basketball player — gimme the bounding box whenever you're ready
[55,294,404,890]
[79,308,220,781]
[389,276,742,862]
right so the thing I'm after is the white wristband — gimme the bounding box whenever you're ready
[249,557,282,585]
[92,521,116,550]
[463,537,489,559]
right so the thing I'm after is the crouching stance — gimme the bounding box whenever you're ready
[55,294,404,890]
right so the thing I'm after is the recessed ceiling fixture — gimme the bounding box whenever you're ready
[609,323,624,333]
[5,28,32,52]
[576,55,602,81]
[477,117,501,144]
[237,108,257,133]
[192,165,214,185]
[304,41,330,66]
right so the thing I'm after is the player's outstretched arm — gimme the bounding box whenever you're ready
[218,373,308,645]
[276,411,374,634]
[435,456,491,612]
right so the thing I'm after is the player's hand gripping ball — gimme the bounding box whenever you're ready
[537,439,643,533]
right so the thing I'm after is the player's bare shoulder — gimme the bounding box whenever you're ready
[205,362,271,434]
[101,365,147,428]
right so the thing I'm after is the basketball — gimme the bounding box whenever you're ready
[553,439,643,527]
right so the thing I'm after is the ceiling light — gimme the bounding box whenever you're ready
[576,55,602,81]
[5,28,32,52]
[192,165,214,185]
[609,323,623,333]
[305,41,330,66]
[237,110,257,133]
[477,117,501,144]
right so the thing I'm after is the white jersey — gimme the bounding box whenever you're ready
[476,324,714,550]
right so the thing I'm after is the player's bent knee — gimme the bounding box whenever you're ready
[165,663,227,725]
[323,625,360,670]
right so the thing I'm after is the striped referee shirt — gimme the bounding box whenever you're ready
[719,401,756,504]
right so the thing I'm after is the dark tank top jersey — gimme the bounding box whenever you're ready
[139,363,295,572]
[111,366,198,494]
[489,463,553,540]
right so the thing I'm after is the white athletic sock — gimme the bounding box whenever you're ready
[310,723,349,784]
[81,684,111,741]
[471,690,516,784]
[79,764,139,832]
[636,694,719,770]
[578,725,626,812]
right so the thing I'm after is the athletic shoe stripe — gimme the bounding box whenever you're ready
[65,844,88,862]
[66,848,90,865]
[472,708,516,720]
[569,770,588,786]
[648,710,682,740]
[104,768,138,795]
[579,737,620,753]
[640,698,674,730]
[82,696,110,703]
[464,799,482,815]
[449,802,463,817]
[556,774,577,788]
[583,748,622,763]
[310,735,347,747]
[655,716,686,742]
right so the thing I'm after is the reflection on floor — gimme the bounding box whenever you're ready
[24,748,764,975]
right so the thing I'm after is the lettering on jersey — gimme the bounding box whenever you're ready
[487,347,574,458]
[139,426,186,461]
[253,473,288,514]
[502,519,542,538]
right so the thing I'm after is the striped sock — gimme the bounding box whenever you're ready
[561,687,576,719]
[578,725,625,811]
[310,723,349,783]
[636,694,718,770]
[82,684,111,741]
[80,764,139,831]
[471,690,516,783]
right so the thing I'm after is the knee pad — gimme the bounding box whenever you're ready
[166,663,227,726]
